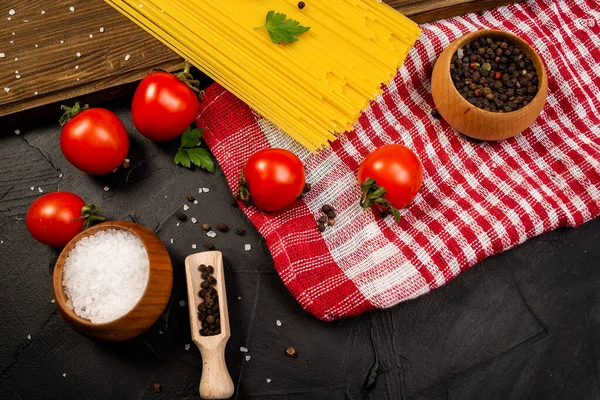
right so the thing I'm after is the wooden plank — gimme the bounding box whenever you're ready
[0,0,522,119]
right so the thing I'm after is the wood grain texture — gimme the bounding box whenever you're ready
[185,251,234,400]
[52,221,173,342]
[431,30,547,141]
[0,0,522,119]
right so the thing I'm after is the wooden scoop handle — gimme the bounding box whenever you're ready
[198,344,234,399]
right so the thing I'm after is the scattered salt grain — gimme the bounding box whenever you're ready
[38,187,43,193]
[41,10,46,14]
[7,17,11,20]
[62,229,150,323]
[62,373,66,377]
[35,44,38,48]
[179,299,186,307]
[30,186,34,191]
[170,238,174,244]
[23,19,28,23]
[12,32,15,35]
[185,344,190,351]
[0,53,5,58]
[27,334,31,340]
[4,87,10,93]
[59,173,63,178]
[192,244,197,249]
[176,222,180,227]
[266,379,271,383]
[202,187,210,193]
[245,355,251,361]
[159,330,163,335]
[238,296,241,300]
[89,34,93,38]
[14,129,20,135]
[207,231,216,238]
[69,6,75,12]
[99,27,105,33]
[103,186,109,192]
[76,52,81,57]
[60,40,64,43]
[15,70,18,74]
[245,244,252,252]
[183,204,189,211]
[193,200,198,205]
[191,218,197,224]
[124,54,131,61]
[50,299,55,303]
[15,75,20,79]
[240,347,248,352]
[276,320,282,327]
[34,91,38,95]
[8,9,15,16]
[75,65,79,70]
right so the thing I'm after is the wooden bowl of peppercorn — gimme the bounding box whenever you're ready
[432,30,547,141]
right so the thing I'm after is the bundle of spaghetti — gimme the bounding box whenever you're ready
[104,0,421,151]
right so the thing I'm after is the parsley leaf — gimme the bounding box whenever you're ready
[187,148,215,173]
[174,127,215,173]
[254,10,310,44]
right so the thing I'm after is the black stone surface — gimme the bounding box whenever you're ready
[0,96,598,400]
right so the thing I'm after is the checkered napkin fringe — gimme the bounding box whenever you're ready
[197,0,600,321]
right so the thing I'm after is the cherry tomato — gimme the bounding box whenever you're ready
[131,71,200,142]
[60,105,129,175]
[26,192,86,248]
[240,148,306,212]
[358,144,423,215]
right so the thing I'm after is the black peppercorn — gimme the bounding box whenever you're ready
[217,223,229,232]
[207,265,214,273]
[199,264,207,272]
[204,242,215,250]
[185,194,196,202]
[321,205,331,213]
[201,281,210,289]
[327,210,336,219]
[152,383,162,393]
[318,215,327,223]
[430,109,441,119]
[318,222,326,232]
[303,183,312,193]
[235,228,247,236]
[176,212,187,222]
[298,1,306,9]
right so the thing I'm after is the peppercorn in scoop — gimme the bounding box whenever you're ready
[197,264,221,336]
[450,36,539,113]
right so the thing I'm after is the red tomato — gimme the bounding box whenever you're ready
[241,148,306,212]
[131,71,200,142]
[358,144,423,211]
[60,107,129,175]
[26,192,86,248]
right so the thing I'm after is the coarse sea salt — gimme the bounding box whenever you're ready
[62,229,149,323]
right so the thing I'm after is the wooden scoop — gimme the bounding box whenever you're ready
[185,251,235,399]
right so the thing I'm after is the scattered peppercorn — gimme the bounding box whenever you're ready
[451,36,538,112]
[328,219,335,226]
[318,222,326,232]
[321,205,331,213]
[204,242,215,250]
[230,198,239,208]
[303,183,312,193]
[207,265,214,273]
[176,212,187,222]
[122,159,130,169]
[217,223,229,232]
[286,347,297,358]
[185,194,196,202]
[430,109,441,119]
[235,228,247,236]
[327,210,336,219]
[152,383,162,393]
[202,223,211,231]
[317,215,327,223]
[298,1,306,9]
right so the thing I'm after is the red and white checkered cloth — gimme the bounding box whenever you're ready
[197,0,600,321]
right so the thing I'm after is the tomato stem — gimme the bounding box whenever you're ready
[175,60,201,94]
[235,171,252,206]
[80,204,105,229]
[59,102,89,127]
[359,178,401,222]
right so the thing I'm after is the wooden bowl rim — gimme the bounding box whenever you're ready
[53,221,156,328]
[441,29,547,117]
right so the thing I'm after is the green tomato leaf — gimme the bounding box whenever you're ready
[186,147,215,173]
[174,148,191,168]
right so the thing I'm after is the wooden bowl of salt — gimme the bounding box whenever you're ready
[52,221,173,341]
